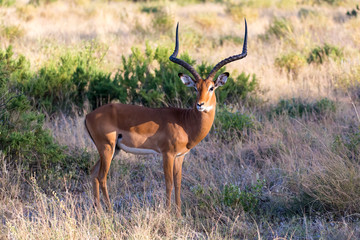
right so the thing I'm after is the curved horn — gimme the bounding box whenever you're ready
[169,23,201,82]
[207,19,248,80]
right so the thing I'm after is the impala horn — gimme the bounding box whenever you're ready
[169,23,202,82]
[207,19,248,81]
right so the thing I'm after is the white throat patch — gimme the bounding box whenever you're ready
[197,105,213,112]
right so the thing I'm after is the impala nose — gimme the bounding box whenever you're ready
[197,102,204,107]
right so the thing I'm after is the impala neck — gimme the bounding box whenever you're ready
[185,101,216,149]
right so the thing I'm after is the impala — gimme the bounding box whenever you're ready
[85,20,248,216]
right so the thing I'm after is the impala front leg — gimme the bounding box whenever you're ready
[163,153,175,211]
[174,155,184,217]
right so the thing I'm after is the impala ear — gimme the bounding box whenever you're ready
[178,73,196,88]
[214,72,229,88]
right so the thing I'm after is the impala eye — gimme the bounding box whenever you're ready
[209,86,214,92]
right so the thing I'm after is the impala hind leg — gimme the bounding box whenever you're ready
[174,155,184,217]
[97,143,115,211]
[90,160,101,208]
[163,153,175,212]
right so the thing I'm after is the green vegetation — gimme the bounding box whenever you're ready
[0,47,90,188]
[0,0,15,6]
[307,43,343,64]
[270,98,336,119]
[275,52,306,76]
[191,180,266,214]
[214,108,254,139]
[0,24,25,41]
[10,42,257,112]
[222,180,266,213]
[29,0,57,6]
[346,5,359,18]
[262,17,293,40]
[298,8,318,19]
[152,7,174,33]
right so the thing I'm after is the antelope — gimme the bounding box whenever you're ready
[85,20,247,216]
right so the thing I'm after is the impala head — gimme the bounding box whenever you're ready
[169,19,248,112]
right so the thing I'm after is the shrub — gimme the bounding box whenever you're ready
[140,5,160,14]
[213,108,254,140]
[191,180,266,214]
[87,72,127,108]
[19,53,90,114]
[275,52,306,76]
[28,0,57,6]
[298,8,318,19]
[222,180,266,213]
[9,42,258,113]
[270,98,336,119]
[0,24,25,42]
[87,43,259,110]
[218,72,259,105]
[346,5,359,18]
[302,0,343,5]
[152,8,174,34]
[307,43,343,64]
[0,47,90,187]
[0,0,15,6]
[14,42,107,115]
[263,17,293,40]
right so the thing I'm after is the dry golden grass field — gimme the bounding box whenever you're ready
[1,0,360,239]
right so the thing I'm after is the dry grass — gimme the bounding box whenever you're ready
[1,0,360,239]
[2,104,360,238]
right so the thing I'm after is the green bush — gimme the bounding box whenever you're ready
[87,44,258,109]
[346,5,359,18]
[263,17,293,40]
[8,42,258,113]
[275,52,306,76]
[14,42,107,115]
[218,72,258,105]
[28,0,57,6]
[307,43,343,64]
[302,0,343,5]
[0,46,90,187]
[298,8,317,19]
[152,8,174,34]
[0,46,30,88]
[346,9,358,18]
[0,24,25,41]
[87,44,193,108]
[19,53,89,114]
[213,108,254,140]
[0,0,15,7]
[87,72,126,108]
[222,180,265,213]
[140,5,160,14]
[270,98,336,119]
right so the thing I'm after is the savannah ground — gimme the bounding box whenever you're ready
[1,0,360,239]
